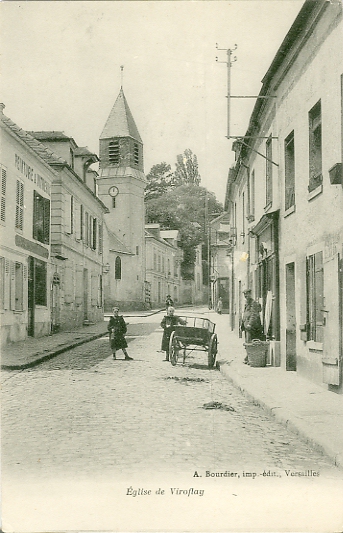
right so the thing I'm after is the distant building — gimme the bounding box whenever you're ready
[0,104,55,344]
[145,224,182,307]
[209,212,232,313]
[225,0,343,391]
[97,88,147,311]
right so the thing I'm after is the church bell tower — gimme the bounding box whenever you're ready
[97,86,146,309]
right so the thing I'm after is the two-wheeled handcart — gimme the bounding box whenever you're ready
[168,316,218,368]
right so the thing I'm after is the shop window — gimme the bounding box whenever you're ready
[285,131,295,210]
[308,100,322,192]
[266,136,273,206]
[109,140,120,164]
[306,251,324,342]
[115,256,122,280]
[33,191,50,244]
[1,166,6,223]
[34,259,47,306]
[15,180,24,231]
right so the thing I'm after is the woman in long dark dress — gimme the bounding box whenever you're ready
[107,307,133,360]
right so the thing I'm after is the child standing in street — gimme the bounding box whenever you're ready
[107,307,133,360]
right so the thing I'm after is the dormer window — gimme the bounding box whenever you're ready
[134,143,139,165]
[109,140,120,164]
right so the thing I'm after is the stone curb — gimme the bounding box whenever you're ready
[1,308,167,371]
[1,331,108,370]
[218,361,343,470]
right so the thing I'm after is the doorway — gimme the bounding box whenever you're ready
[285,262,296,371]
[28,256,35,337]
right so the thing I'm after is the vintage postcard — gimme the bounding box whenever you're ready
[1,0,343,532]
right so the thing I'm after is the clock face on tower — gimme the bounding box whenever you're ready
[108,186,119,197]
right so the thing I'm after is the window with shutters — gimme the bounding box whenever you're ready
[80,204,84,240]
[15,180,24,231]
[85,212,89,246]
[306,251,324,343]
[308,100,322,193]
[1,166,6,224]
[65,194,73,234]
[265,136,273,207]
[98,223,103,254]
[88,215,92,247]
[33,191,50,244]
[34,259,47,306]
[92,217,97,250]
[109,140,120,164]
[115,256,122,280]
[285,131,295,210]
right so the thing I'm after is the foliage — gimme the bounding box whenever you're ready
[144,162,175,201]
[145,184,223,280]
[174,149,201,186]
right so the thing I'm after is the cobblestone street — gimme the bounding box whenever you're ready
[2,313,340,484]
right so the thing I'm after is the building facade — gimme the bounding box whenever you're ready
[209,212,232,313]
[145,225,182,307]
[29,132,108,332]
[97,88,147,311]
[225,0,343,391]
[0,105,55,344]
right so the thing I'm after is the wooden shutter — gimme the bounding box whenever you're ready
[4,259,10,309]
[16,181,24,230]
[1,166,6,223]
[23,264,28,310]
[43,197,50,244]
[74,201,80,240]
[92,218,97,250]
[10,261,16,310]
[98,223,103,255]
[75,266,83,305]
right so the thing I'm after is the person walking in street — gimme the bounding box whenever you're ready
[216,297,223,314]
[241,289,264,363]
[107,307,133,360]
[160,306,186,361]
[165,294,174,310]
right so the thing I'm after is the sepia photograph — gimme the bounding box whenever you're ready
[0,0,343,531]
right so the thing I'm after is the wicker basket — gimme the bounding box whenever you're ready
[244,340,269,367]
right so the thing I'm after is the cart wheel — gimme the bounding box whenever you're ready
[169,332,179,366]
[208,334,218,368]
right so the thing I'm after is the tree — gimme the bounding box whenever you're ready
[174,149,201,186]
[144,162,175,201]
[145,184,223,279]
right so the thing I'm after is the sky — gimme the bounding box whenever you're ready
[1,0,304,203]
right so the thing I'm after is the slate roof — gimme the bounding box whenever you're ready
[107,228,132,255]
[28,131,72,142]
[2,115,65,168]
[100,87,142,143]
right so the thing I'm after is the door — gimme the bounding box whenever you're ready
[27,256,35,337]
[83,268,88,320]
[285,262,296,371]
[322,254,341,386]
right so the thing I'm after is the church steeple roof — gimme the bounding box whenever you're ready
[100,87,142,143]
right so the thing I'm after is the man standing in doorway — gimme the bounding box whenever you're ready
[241,289,264,362]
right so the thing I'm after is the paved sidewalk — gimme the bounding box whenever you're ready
[1,308,164,370]
[203,309,343,469]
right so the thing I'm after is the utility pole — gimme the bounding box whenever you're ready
[205,191,211,309]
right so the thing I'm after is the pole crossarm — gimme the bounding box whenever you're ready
[236,138,279,167]
[227,136,278,139]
